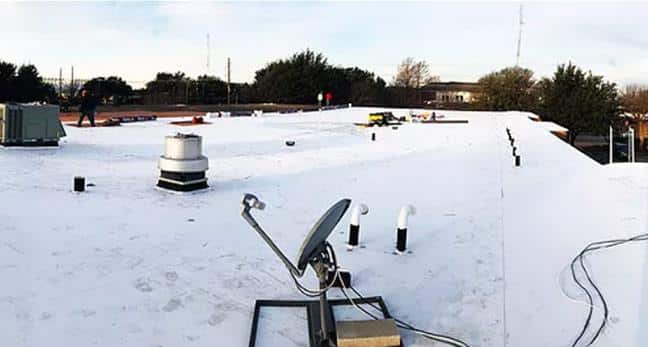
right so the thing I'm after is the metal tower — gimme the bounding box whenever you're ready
[516,4,524,66]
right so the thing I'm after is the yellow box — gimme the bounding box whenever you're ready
[336,319,401,347]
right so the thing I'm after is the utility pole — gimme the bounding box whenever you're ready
[227,57,231,105]
[609,126,613,164]
[186,82,189,105]
[206,33,210,75]
[628,127,634,163]
[515,4,524,66]
[70,66,75,97]
[58,68,63,96]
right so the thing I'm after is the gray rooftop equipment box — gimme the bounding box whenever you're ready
[0,103,66,146]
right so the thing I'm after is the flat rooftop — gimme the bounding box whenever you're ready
[1,107,647,347]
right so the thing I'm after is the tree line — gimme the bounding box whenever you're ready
[0,51,427,106]
[143,51,388,105]
[474,64,648,146]
[0,61,57,103]
[2,52,648,146]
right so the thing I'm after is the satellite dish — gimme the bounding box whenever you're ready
[241,194,351,346]
[296,199,351,272]
[241,194,350,277]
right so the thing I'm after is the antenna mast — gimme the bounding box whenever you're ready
[227,57,231,105]
[516,4,524,66]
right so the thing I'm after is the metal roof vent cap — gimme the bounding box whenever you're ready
[157,133,209,192]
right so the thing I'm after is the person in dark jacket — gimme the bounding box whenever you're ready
[77,89,98,127]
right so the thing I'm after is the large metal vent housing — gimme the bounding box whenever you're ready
[157,133,209,192]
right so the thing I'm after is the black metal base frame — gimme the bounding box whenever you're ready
[160,170,206,181]
[248,296,393,347]
[157,179,208,192]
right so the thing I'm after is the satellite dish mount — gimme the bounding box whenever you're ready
[241,193,351,346]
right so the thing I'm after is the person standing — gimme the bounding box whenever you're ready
[77,89,97,127]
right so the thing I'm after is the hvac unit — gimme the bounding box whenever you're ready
[0,103,66,147]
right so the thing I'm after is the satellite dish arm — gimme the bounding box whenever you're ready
[241,194,304,277]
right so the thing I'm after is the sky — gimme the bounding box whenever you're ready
[1,1,648,89]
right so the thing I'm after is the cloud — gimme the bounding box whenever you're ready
[2,2,648,86]
[155,2,230,22]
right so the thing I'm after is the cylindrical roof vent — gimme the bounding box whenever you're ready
[157,133,209,192]
[164,134,203,160]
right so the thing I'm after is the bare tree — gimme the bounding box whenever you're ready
[622,85,648,150]
[623,85,648,120]
[392,58,439,88]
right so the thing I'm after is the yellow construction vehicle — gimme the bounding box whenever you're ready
[368,112,400,127]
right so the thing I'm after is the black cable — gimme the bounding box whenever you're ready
[289,243,470,346]
[574,236,647,346]
[569,233,648,347]
[571,238,625,347]
[345,285,470,347]
[290,242,340,298]
[333,246,470,346]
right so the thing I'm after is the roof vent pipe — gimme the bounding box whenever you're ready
[157,133,209,192]
[348,203,368,247]
[396,205,416,253]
